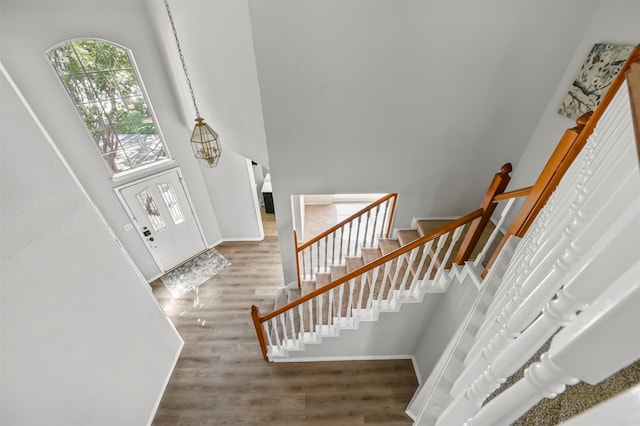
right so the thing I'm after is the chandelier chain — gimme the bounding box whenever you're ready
[164,0,200,118]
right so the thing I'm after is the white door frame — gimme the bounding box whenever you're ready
[114,166,208,272]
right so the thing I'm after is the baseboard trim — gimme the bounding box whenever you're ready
[146,272,164,283]
[410,216,459,228]
[207,238,224,248]
[146,337,184,426]
[410,355,422,385]
[218,237,264,242]
[272,354,415,363]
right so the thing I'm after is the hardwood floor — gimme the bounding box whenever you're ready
[151,236,418,425]
[260,206,278,237]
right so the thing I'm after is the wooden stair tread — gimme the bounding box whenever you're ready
[329,257,367,316]
[330,264,348,281]
[380,231,416,290]
[361,247,382,264]
[301,281,316,296]
[378,238,400,255]
[397,229,420,246]
[273,288,287,311]
[287,288,302,302]
[315,272,331,288]
[300,282,317,333]
[346,257,364,272]
[416,219,453,237]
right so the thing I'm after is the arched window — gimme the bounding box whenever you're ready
[47,39,170,175]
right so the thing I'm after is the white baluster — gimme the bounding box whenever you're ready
[441,82,638,425]
[458,232,540,386]
[409,239,434,294]
[415,236,520,426]
[317,290,323,330]
[481,157,638,365]
[467,260,640,426]
[307,299,315,339]
[399,247,418,295]
[288,309,296,346]
[373,264,385,307]
[298,304,305,338]
[436,287,586,425]
[366,266,379,310]
[424,232,448,283]
[279,313,288,345]
[464,353,579,426]
[336,284,344,324]
[434,225,464,285]
[272,317,283,354]
[328,288,334,328]
[356,274,367,315]
[264,321,274,353]
[473,198,517,268]
[390,252,404,294]
[456,98,637,398]
[467,159,586,363]
[347,279,355,320]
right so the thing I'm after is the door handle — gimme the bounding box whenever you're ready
[143,230,152,237]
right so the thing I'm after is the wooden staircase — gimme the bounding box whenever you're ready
[249,45,640,425]
[268,216,500,360]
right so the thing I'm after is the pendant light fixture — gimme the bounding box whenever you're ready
[164,0,221,167]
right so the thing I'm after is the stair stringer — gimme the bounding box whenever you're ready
[266,256,489,364]
[268,282,446,362]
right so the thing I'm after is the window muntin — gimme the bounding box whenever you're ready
[158,183,185,225]
[47,39,169,175]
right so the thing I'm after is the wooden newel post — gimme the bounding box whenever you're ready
[294,230,301,287]
[251,305,269,362]
[481,112,592,277]
[454,163,512,265]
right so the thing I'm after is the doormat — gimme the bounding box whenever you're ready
[161,248,231,299]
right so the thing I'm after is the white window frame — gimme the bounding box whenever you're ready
[46,38,172,178]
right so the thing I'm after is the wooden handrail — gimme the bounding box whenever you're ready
[626,58,640,160]
[453,164,512,265]
[483,44,640,277]
[492,186,533,202]
[296,193,398,251]
[480,113,590,276]
[260,208,483,323]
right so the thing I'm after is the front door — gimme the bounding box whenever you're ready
[116,168,206,272]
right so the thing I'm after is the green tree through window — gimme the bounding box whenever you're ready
[47,39,169,174]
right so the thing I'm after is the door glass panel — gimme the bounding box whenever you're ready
[158,183,185,225]
[136,188,166,232]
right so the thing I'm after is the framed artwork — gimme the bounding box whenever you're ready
[558,43,633,119]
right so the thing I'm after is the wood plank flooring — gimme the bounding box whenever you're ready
[260,206,278,237]
[151,236,418,425]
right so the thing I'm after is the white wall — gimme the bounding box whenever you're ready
[273,275,478,383]
[509,1,640,189]
[204,152,263,241]
[412,274,480,381]
[252,162,266,206]
[0,65,183,426]
[145,0,270,168]
[248,0,601,283]
[282,294,443,366]
[0,0,266,280]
